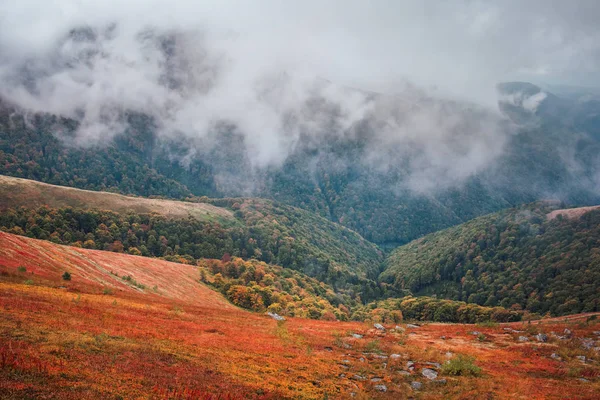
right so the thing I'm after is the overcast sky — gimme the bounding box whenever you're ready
[0,0,599,184]
[2,0,600,103]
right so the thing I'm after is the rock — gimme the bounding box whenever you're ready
[406,324,420,328]
[342,343,352,349]
[351,374,367,381]
[359,357,365,362]
[266,312,285,321]
[470,331,481,336]
[351,334,363,339]
[395,325,405,332]
[576,355,586,362]
[338,373,346,378]
[535,333,548,342]
[422,368,438,380]
[550,353,562,360]
[324,346,333,352]
[398,370,411,376]
[434,379,447,385]
[579,378,589,383]
[581,339,594,350]
[373,354,388,360]
[390,354,402,359]
[374,384,387,392]
[425,362,441,369]
[518,336,529,342]
[374,323,385,331]
[382,362,387,370]
[370,377,383,382]
[564,328,572,337]
[406,361,415,369]
[440,336,447,340]
[592,331,600,336]
[341,359,351,364]
[445,352,454,358]
[410,381,423,390]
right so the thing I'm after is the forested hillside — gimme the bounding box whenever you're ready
[0,177,383,300]
[381,202,600,316]
[3,84,600,248]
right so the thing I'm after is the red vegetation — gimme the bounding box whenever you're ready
[1,231,599,399]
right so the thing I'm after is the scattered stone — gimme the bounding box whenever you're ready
[422,368,438,380]
[440,336,447,340]
[373,354,388,360]
[470,331,481,336]
[406,361,415,369]
[352,334,363,339]
[564,328,572,337]
[581,339,594,350]
[341,359,351,364]
[374,384,387,392]
[374,323,385,331]
[518,336,529,342]
[425,362,441,369]
[406,324,420,329]
[398,370,411,376]
[390,354,402,359]
[411,381,423,390]
[592,331,600,336]
[535,333,548,343]
[550,353,562,361]
[593,347,600,352]
[395,325,405,332]
[324,346,333,352]
[338,373,346,378]
[445,352,454,358]
[359,357,366,363]
[343,343,352,349]
[370,377,383,383]
[266,312,285,321]
[576,355,586,362]
[579,378,590,383]
[434,379,447,385]
[382,362,387,370]
[351,374,367,381]
[339,365,349,370]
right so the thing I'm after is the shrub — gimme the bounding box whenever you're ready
[62,271,72,281]
[17,266,27,273]
[441,355,482,376]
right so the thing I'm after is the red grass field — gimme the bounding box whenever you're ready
[1,231,599,399]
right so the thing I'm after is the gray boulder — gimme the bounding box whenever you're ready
[411,381,423,390]
[374,384,387,392]
[422,368,438,380]
[535,333,548,342]
[266,312,286,321]
[374,323,385,331]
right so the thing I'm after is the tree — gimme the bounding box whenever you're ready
[62,271,72,281]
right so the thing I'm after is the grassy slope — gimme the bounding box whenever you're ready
[1,231,599,399]
[0,174,233,223]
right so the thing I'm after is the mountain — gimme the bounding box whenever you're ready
[380,202,600,316]
[2,81,600,250]
[0,175,383,299]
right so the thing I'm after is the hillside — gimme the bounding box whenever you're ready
[0,176,384,298]
[3,84,600,248]
[2,230,600,399]
[0,174,233,222]
[380,203,600,316]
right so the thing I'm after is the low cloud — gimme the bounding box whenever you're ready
[1,1,599,193]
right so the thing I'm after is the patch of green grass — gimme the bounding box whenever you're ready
[365,340,381,353]
[441,355,482,376]
[17,266,27,273]
[476,321,498,328]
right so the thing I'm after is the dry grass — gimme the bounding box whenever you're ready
[0,174,233,221]
[1,231,599,399]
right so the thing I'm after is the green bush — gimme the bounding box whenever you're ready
[441,355,482,376]
[62,271,72,281]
